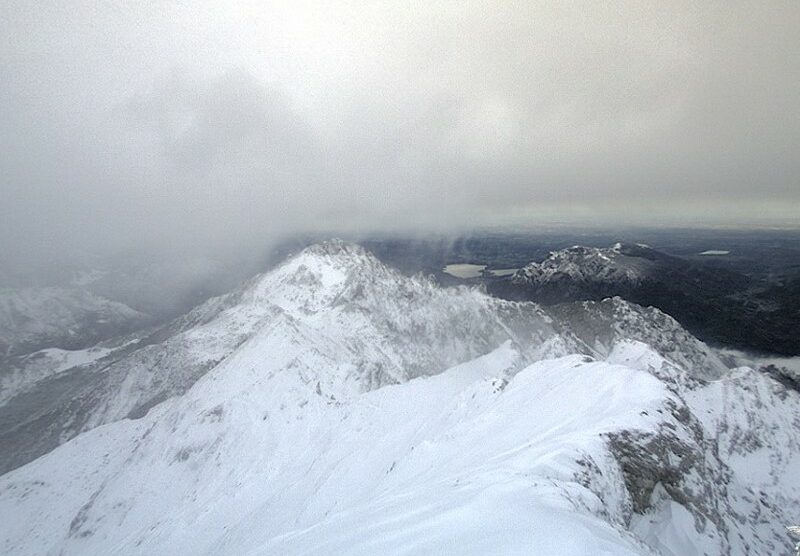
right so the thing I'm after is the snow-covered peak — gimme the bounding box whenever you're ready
[512,243,658,289]
[272,239,377,282]
[244,239,394,315]
[0,241,574,474]
[212,239,570,391]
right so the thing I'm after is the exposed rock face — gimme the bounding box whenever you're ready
[603,341,800,555]
[549,296,729,380]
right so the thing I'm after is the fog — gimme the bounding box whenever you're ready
[2,1,799,268]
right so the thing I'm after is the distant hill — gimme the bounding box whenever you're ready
[488,243,800,355]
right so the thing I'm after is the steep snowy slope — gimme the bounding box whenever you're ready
[1,241,738,477]
[609,341,800,554]
[2,341,798,555]
[0,242,572,474]
[0,345,706,555]
[0,242,737,476]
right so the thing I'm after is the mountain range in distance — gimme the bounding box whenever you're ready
[484,242,800,357]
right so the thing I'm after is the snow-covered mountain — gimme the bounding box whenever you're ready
[512,243,660,293]
[495,242,735,306]
[488,242,800,357]
[0,242,731,475]
[0,287,147,356]
[0,242,571,474]
[548,297,729,380]
[0,241,797,555]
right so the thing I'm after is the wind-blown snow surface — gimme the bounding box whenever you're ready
[0,241,798,554]
[0,345,652,555]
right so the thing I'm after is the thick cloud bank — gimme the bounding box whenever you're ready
[2,1,798,265]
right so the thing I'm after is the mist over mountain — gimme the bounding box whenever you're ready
[3,2,800,554]
[2,2,800,271]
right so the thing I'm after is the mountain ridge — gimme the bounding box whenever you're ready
[1,241,797,554]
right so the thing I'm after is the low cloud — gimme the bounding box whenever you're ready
[1,1,798,268]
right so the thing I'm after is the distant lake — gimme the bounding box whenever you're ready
[442,264,486,278]
[443,264,518,278]
[488,268,518,277]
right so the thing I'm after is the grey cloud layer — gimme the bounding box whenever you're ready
[2,1,798,264]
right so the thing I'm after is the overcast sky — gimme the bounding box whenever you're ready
[2,1,798,265]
